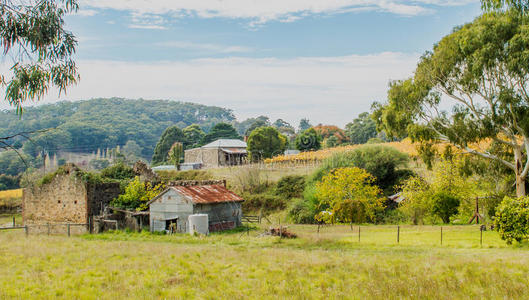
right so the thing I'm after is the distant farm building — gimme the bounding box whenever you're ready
[22,164,121,233]
[149,180,243,233]
[184,139,247,168]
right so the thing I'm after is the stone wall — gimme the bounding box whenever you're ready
[23,169,121,234]
[86,182,121,217]
[23,174,88,226]
[184,148,220,168]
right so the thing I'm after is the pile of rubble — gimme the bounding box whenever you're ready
[263,226,297,238]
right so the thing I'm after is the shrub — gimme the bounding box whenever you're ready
[232,166,270,194]
[431,191,460,223]
[242,192,286,213]
[111,177,165,211]
[276,175,306,199]
[100,163,136,180]
[315,167,385,224]
[494,196,529,244]
[311,145,410,194]
[288,198,317,224]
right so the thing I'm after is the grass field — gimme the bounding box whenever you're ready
[0,223,527,299]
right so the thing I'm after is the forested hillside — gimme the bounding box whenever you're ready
[0,98,235,158]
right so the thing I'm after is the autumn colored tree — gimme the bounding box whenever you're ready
[315,167,385,224]
[313,125,348,145]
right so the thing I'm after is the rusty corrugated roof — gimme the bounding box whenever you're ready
[168,185,243,204]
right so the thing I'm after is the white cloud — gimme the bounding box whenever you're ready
[128,24,167,30]
[80,0,476,25]
[156,41,252,53]
[75,9,99,17]
[23,52,419,126]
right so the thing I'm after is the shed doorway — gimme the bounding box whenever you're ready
[165,218,178,233]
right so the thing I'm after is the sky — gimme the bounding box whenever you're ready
[7,0,483,127]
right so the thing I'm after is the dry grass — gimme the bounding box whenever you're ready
[0,224,527,299]
[0,189,22,213]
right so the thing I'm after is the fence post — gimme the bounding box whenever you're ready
[480,226,483,247]
[47,223,50,235]
[24,225,28,237]
[67,224,71,237]
[279,218,282,239]
[440,226,443,245]
[358,226,361,243]
[88,217,92,234]
[12,216,15,227]
[397,225,400,244]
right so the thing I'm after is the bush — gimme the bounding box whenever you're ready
[111,177,165,211]
[431,191,460,223]
[242,192,286,213]
[232,166,270,194]
[0,175,20,191]
[288,198,317,224]
[100,163,136,180]
[276,175,306,199]
[311,145,410,194]
[494,196,529,244]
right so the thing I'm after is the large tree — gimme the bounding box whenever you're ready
[183,124,205,148]
[151,126,186,165]
[345,112,378,144]
[247,126,287,161]
[373,12,529,197]
[482,0,529,13]
[202,122,241,144]
[295,128,322,151]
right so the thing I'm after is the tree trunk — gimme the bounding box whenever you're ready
[514,149,526,197]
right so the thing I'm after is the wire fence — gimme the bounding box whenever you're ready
[0,223,90,236]
[243,222,498,248]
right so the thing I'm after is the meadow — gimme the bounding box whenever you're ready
[0,223,527,299]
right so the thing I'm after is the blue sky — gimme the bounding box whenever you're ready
[36,1,482,127]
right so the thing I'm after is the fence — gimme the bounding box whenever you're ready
[0,223,90,236]
[249,223,497,247]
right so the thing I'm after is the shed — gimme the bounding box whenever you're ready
[148,183,244,233]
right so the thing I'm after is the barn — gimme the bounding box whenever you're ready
[148,181,244,233]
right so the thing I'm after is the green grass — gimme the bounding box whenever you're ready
[0,224,527,299]
[0,214,21,227]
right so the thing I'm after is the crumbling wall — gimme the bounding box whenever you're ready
[86,182,121,217]
[23,174,88,226]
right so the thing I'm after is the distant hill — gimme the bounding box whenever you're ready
[0,98,236,158]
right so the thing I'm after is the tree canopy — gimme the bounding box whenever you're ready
[202,122,241,144]
[373,12,529,197]
[0,0,79,115]
[298,118,312,132]
[0,98,235,159]
[295,128,322,151]
[151,126,186,165]
[247,126,287,161]
[345,112,379,144]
